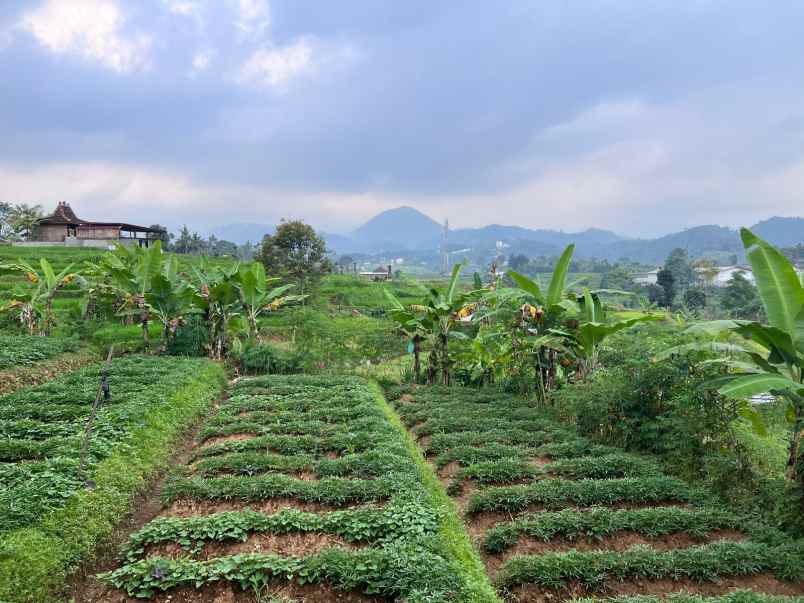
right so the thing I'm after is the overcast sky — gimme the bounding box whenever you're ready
[1,1,802,236]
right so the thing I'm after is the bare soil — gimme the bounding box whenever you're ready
[145,531,363,560]
[72,580,390,603]
[199,433,259,447]
[161,498,372,518]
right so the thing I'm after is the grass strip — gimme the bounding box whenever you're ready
[369,381,501,603]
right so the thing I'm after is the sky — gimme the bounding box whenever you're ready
[1,0,803,237]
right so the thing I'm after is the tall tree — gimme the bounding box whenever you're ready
[665,248,695,287]
[508,253,529,272]
[0,202,11,239]
[656,268,676,307]
[148,224,172,246]
[173,226,193,254]
[6,204,43,240]
[721,271,763,320]
[258,220,332,297]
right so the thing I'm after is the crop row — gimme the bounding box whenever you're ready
[483,506,750,553]
[101,375,496,601]
[496,541,804,590]
[446,452,662,494]
[0,334,79,369]
[571,593,804,603]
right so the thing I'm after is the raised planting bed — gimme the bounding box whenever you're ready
[0,334,80,369]
[385,385,804,601]
[0,355,226,603]
[95,375,497,602]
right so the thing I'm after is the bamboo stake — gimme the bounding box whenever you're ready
[77,345,115,489]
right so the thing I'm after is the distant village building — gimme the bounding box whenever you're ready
[632,265,756,287]
[19,202,165,249]
[632,269,660,285]
[708,265,755,287]
[359,265,393,282]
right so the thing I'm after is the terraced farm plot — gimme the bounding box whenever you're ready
[0,355,225,602]
[0,356,220,531]
[0,334,80,368]
[89,375,494,602]
[0,334,95,395]
[386,385,804,602]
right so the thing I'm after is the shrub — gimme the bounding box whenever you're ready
[240,343,309,375]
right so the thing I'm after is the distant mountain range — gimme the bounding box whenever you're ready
[210,207,804,264]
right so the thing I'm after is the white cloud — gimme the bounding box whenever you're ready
[20,0,150,73]
[0,151,799,238]
[0,161,390,233]
[191,49,215,73]
[237,38,314,89]
[163,1,201,18]
[229,0,270,35]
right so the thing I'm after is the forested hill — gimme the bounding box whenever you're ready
[213,207,803,263]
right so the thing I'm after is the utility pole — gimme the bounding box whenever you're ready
[441,218,449,275]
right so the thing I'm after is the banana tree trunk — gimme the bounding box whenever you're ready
[43,295,55,336]
[785,399,804,519]
[427,345,437,385]
[440,332,449,386]
[161,323,170,354]
[413,335,421,383]
[141,312,150,351]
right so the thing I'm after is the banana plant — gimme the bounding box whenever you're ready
[505,244,576,394]
[453,326,512,386]
[188,259,244,359]
[233,262,301,338]
[145,254,196,352]
[89,242,165,350]
[558,288,659,378]
[385,288,433,383]
[507,244,576,315]
[398,264,467,385]
[0,258,81,335]
[658,228,804,486]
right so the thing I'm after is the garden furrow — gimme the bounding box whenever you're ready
[386,385,804,602]
[84,375,498,602]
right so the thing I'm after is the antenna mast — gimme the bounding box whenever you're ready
[441,218,449,274]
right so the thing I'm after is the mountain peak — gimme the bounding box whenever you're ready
[350,206,442,250]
